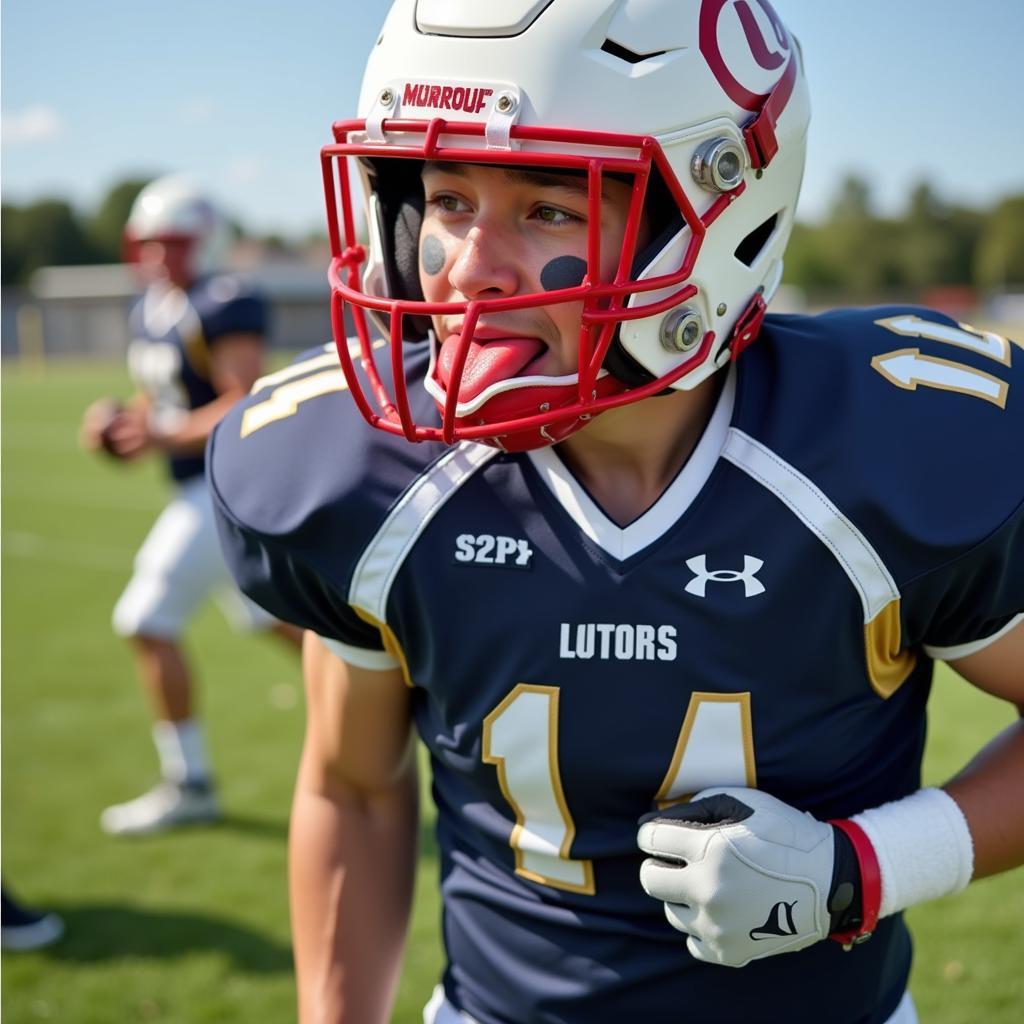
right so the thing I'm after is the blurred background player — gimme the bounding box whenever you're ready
[80,175,302,836]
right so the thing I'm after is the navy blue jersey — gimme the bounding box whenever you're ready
[127,273,267,481]
[209,308,1024,1024]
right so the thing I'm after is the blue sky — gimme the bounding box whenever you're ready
[3,0,1023,237]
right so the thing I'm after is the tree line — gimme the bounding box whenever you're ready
[2,179,150,286]
[2,174,1022,293]
[783,177,1024,295]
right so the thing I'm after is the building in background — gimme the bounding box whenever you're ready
[2,243,340,361]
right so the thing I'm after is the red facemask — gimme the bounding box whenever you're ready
[323,119,742,451]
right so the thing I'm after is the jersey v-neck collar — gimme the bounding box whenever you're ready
[525,365,736,561]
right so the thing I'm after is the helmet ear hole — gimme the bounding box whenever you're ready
[734,213,779,268]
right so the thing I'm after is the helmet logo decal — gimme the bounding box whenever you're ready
[735,1,786,71]
[700,0,792,111]
[421,235,447,276]
[402,82,494,115]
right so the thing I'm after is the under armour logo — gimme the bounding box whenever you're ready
[685,555,766,598]
[749,900,798,940]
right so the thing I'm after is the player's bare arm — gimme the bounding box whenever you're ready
[147,331,266,455]
[291,633,418,1024]
[944,620,1024,879]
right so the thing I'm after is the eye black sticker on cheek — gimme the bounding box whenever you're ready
[421,235,447,276]
[540,255,588,292]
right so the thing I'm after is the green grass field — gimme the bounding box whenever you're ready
[2,359,1021,1023]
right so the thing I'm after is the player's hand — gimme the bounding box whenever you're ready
[637,787,856,968]
[79,397,125,457]
[102,404,157,460]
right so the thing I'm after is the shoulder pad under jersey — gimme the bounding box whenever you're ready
[208,340,444,648]
[191,273,268,341]
[735,306,1024,650]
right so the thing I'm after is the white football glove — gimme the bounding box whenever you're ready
[638,787,848,968]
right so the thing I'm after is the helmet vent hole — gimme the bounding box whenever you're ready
[600,39,666,65]
[734,213,779,268]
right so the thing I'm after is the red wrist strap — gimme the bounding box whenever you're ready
[828,818,882,949]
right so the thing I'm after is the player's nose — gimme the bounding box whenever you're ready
[446,225,520,300]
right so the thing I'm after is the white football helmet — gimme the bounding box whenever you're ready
[123,175,232,282]
[324,0,810,450]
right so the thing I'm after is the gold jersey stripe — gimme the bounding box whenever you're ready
[864,599,917,699]
[354,607,414,689]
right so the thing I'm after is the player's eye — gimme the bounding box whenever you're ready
[426,194,470,215]
[533,204,581,227]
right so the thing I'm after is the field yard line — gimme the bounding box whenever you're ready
[2,531,133,572]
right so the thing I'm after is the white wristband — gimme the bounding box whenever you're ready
[851,787,974,918]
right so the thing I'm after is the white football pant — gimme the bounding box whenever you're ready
[112,475,275,638]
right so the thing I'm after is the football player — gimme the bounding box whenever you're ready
[208,2,1024,1022]
[81,175,301,836]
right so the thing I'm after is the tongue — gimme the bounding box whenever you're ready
[438,333,546,403]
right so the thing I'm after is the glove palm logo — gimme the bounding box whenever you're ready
[749,900,798,940]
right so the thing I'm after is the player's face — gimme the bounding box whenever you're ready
[134,239,193,289]
[418,162,640,379]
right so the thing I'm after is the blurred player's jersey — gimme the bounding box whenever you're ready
[209,308,1024,1024]
[127,274,267,481]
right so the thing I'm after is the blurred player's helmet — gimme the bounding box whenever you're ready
[324,0,810,450]
[123,175,232,283]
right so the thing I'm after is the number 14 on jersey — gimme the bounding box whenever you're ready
[482,685,755,894]
[872,315,1014,408]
